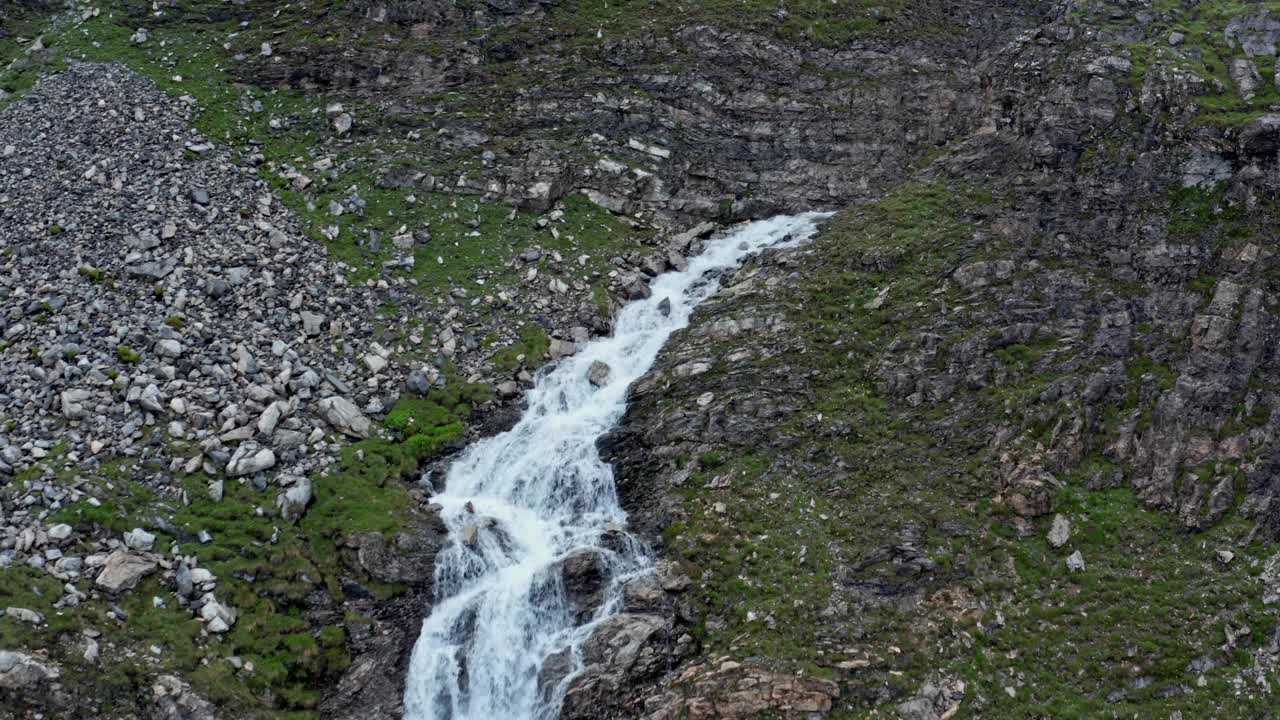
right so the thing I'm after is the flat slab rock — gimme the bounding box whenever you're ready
[0,650,60,691]
[94,550,157,593]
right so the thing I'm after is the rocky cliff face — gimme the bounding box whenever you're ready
[4,0,1280,718]
[592,2,1280,716]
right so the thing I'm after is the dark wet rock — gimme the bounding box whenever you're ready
[560,614,677,718]
[558,548,608,624]
[346,516,446,585]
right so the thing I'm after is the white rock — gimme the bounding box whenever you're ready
[226,443,276,476]
[276,477,313,523]
[1047,514,1071,548]
[4,607,44,624]
[317,396,370,438]
[587,360,611,387]
[47,524,73,542]
[1066,550,1085,572]
[94,551,156,593]
[154,339,183,358]
[123,528,156,552]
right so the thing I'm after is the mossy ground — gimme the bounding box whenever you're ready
[1079,0,1280,128]
[0,383,486,717]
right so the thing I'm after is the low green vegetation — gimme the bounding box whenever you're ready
[1081,0,1280,127]
[968,483,1275,718]
[659,177,1280,716]
[114,345,140,363]
[491,323,549,373]
[1,382,488,717]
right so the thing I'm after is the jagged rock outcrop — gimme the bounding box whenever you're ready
[596,1,1280,715]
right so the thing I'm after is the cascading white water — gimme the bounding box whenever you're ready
[403,213,828,720]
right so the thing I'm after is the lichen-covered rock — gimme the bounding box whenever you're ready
[94,551,157,593]
[0,650,61,702]
[148,674,218,720]
[318,396,372,438]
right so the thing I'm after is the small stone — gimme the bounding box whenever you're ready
[549,338,576,360]
[4,607,44,624]
[226,443,276,476]
[154,339,183,358]
[95,551,157,593]
[123,528,156,552]
[276,478,313,524]
[1066,550,1085,572]
[1047,514,1071,548]
[300,311,325,336]
[406,368,432,395]
[47,524,73,542]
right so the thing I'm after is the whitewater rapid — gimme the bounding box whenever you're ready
[403,213,828,720]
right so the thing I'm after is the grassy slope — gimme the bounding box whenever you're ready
[652,3,1280,712]
[663,178,1280,717]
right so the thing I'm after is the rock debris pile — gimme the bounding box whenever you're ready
[0,62,390,621]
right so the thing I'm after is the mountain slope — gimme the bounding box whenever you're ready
[2,0,1280,719]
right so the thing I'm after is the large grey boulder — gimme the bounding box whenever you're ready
[94,550,156,593]
[318,396,371,438]
[0,650,60,691]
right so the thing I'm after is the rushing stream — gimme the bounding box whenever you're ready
[403,213,827,720]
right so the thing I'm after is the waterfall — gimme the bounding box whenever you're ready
[403,213,828,720]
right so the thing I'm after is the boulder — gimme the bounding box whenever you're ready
[150,674,218,720]
[4,608,44,624]
[1262,551,1280,604]
[276,477,313,523]
[1047,514,1071,548]
[558,549,608,624]
[0,650,60,691]
[1240,114,1280,156]
[895,676,965,720]
[94,550,156,593]
[226,443,276,476]
[318,396,371,438]
[60,389,91,420]
[1229,57,1263,100]
[587,360,611,388]
[123,528,156,552]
